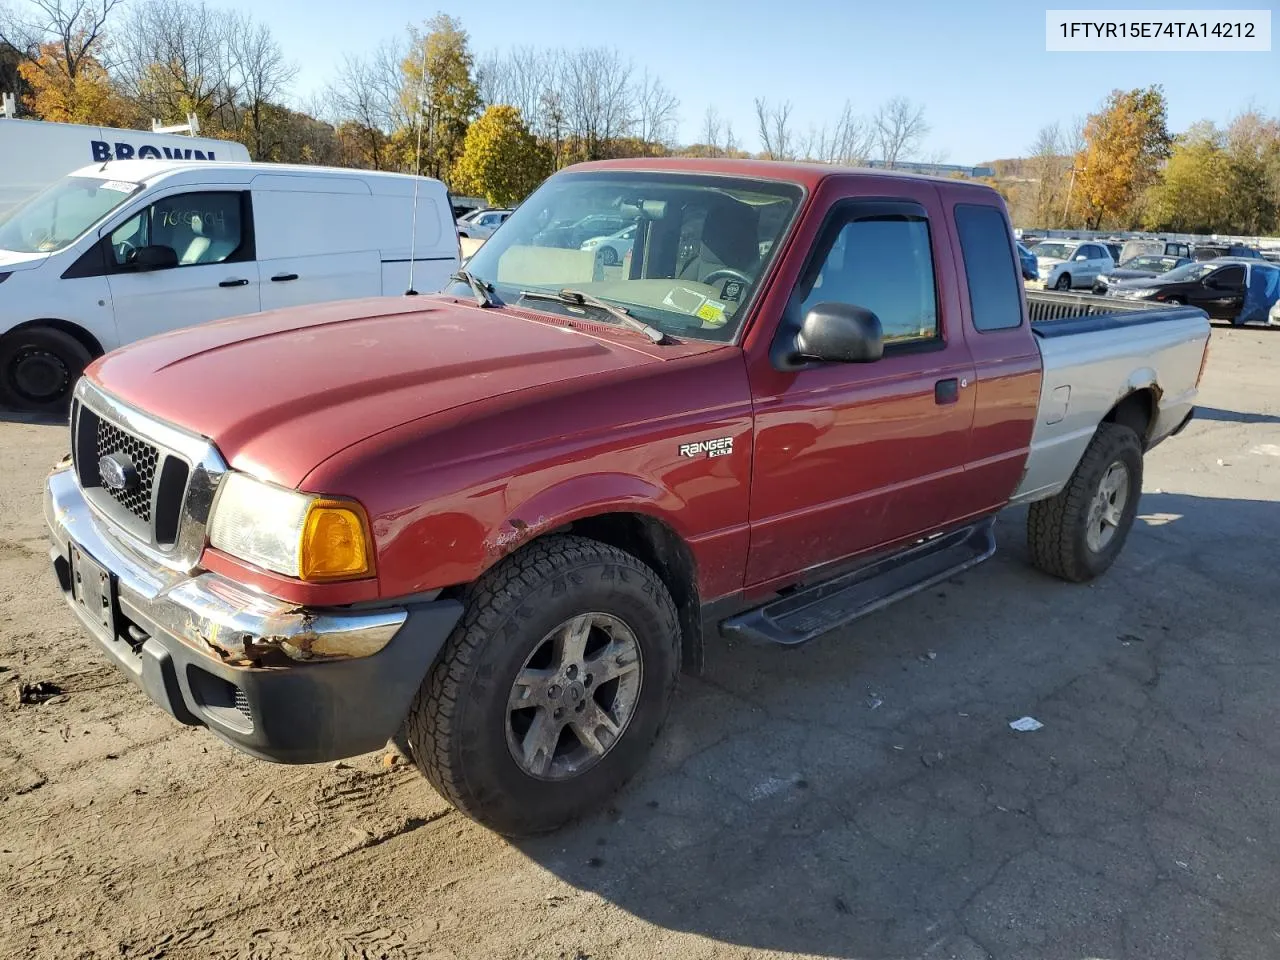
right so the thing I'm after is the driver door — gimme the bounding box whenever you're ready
[1199,264,1246,319]
[103,190,261,344]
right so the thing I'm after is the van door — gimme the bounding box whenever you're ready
[103,190,260,343]
[253,185,382,312]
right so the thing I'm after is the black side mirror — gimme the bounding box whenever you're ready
[793,302,884,364]
[129,244,178,271]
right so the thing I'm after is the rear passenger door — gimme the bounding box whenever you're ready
[744,188,977,587]
[949,202,1042,516]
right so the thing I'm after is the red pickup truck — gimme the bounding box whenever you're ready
[45,159,1210,836]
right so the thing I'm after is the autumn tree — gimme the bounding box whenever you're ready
[451,104,550,206]
[17,39,132,123]
[1142,122,1230,233]
[1073,86,1172,229]
[400,14,481,181]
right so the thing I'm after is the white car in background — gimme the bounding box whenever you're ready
[580,223,636,266]
[455,208,510,240]
[1029,240,1115,291]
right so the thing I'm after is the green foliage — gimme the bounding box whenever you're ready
[400,14,481,182]
[451,105,550,206]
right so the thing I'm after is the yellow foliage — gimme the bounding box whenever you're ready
[451,105,551,207]
[18,41,134,127]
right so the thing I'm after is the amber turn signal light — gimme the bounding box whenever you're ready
[300,500,373,581]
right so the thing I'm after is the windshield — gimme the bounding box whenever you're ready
[1031,242,1076,260]
[1162,262,1218,282]
[452,171,804,342]
[1122,255,1184,272]
[0,176,141,254]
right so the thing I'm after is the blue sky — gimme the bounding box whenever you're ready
[222,0,1277,161]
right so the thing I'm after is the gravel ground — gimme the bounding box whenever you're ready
[1,326,1277,960]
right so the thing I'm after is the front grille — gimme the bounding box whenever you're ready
[95,417,159,522]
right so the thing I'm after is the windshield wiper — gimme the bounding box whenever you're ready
[518,288,667,344]
[449,269,496,308]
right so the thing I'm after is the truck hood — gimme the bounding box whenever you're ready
[90,296,677,488]
[0,248,52,272]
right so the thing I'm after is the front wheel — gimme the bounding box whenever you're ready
[0,326,92,412]
[405,535,681,836]
[1054,273,1073,291]
[1027,422,1143,582]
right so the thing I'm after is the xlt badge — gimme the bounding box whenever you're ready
[679,437,733,459]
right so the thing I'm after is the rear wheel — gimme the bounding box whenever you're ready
[405,535,681,836]
[598,246,619,266]
[1054,274,1073,291]
[1027,423,1143,582]
[0,325,92,412]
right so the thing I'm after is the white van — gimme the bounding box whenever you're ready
[0,117,251,217]
[0,160,459,409]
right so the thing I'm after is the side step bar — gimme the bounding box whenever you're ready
[721,519,997,647]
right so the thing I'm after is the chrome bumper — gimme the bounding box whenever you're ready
[45,465,406,662]
[44,466,464,763]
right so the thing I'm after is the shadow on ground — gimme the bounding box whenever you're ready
[515,493,1280,960]
[1194,406,1280,425]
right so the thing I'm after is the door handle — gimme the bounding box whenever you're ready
[935,378,960,405]
[218,278,249,287]
[271,273,299,282]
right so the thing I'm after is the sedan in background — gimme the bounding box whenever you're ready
[1093,254,1192,294]
[1107,258,1263,321]
[456,208,511,240]
[1029,240,1115,290]
[580,223,637,266]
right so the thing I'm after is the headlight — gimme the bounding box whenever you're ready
[1127,288,1159,299]
[581,238,600,249]
[209,472,373,581]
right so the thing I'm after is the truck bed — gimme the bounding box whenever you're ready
[1011,290,1211,505]
[1027,289,1202,337]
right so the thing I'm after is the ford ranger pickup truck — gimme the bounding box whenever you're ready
[45,159,1210,836]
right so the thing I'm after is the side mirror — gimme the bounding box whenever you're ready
[1073,253,1088,261]
[794,302,884,364]
[129,244,178,271]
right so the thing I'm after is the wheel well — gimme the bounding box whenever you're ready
[567,512,703,675]
[1103,388,1155,446]
[6,318,104,359]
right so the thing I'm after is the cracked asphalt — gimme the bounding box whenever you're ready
[1,325,1278,959]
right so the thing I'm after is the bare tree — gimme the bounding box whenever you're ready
[634,69,677,148]
[754,96,793,160]
[560,47,633,160]
[701,104,722,157]
[112,0,240,128]
[0,0,123,78]
[1027,122,1070,226]
[327,42,404,168]
[874,96,929,168]
[723,119,737,156]
[228,16,296,159]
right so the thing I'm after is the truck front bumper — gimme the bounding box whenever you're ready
[44,467,463,764]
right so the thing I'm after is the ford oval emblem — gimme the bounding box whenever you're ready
[99,453,139,493]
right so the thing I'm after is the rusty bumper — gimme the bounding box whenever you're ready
[44,467,462,763]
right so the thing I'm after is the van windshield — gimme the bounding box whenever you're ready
[0,176,141,254]
[452,171,803,342]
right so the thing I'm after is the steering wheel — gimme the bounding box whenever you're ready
[701,268,752,288]
[115,239,137,263]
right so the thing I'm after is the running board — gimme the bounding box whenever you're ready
[721,520,997,647]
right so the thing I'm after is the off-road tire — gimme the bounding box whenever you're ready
[0,325,92,412]
[404,535,681,836]
[1027,422,1143,582]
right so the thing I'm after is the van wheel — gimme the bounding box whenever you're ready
[0,326,92,412]
[1027,423,1143,582]
[405,535,681,836]
[1054,274,1073,291]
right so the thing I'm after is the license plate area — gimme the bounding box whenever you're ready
[70,542,117,639]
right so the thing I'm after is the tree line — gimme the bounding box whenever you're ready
[997,86,1280,236]
[3,2,1277,232]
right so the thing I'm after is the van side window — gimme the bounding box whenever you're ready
[111,192,245,268]
[798,213,939,345]
[954,203,1022,332]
